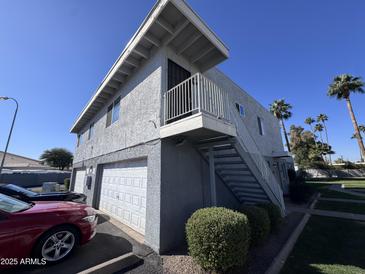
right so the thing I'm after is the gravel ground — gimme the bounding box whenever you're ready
[162,255,204,274]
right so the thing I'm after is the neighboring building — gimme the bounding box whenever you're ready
[0,151,71,187]
[0,151,47,170]
[70,0,292,254]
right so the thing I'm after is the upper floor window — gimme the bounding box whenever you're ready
[235,103,245,117]
[106,96,121,127]
[257,117,265,136]
[88,122,94,140]
[77,133,82,147]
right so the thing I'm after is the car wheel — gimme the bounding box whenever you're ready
[34,225,79,264]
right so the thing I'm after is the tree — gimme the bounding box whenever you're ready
[304,117,315,133]
[314,123,324,143]
[269,99,292,152]
[289,125,334,168]
[317,114,331,163]
[328,74,365,161]
[40,148,73,170]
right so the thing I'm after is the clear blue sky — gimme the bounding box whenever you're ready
[1,0,364,161]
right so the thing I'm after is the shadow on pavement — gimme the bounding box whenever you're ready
[10,230,132,274]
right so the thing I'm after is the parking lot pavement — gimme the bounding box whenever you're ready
[10,215,135,274]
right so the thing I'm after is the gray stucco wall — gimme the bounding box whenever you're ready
[160,139,240,253]
[204,68,285,157]
[73,48,163,163]
[72,140,161,252]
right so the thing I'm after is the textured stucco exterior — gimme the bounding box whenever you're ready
[160,138,239,252]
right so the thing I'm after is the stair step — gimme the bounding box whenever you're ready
[219,170,251,176]
[225,177,257,183]
[222,175,255,181]
[214,153,240,159]
[227,182,261,189]
[232,187,266,197]
[238,192,268,199]
[237,196,269,203]
[214,156,242,162]
[197,136,231,144]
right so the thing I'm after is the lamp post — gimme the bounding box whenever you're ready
[0,97,19,181]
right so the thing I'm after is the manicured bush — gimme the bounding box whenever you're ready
[64,178,70,190]
[186,207,250,272]
[239,205,270,246]
[257,203,282,230]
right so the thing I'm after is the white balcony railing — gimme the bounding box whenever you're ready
[163,73,230,124]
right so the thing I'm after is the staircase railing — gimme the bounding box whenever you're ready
[163,73,230,124]
[230,108,285,213]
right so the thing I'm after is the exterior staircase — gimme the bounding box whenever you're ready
[196,109,286,214]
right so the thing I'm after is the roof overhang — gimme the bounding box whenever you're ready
[70,0,229,133]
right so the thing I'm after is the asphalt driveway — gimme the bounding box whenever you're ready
[9,215,134,274]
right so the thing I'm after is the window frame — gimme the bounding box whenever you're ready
[235,103,245,117]
[257,116,265,136]
[88,122,95,140]
[106,96,121,128]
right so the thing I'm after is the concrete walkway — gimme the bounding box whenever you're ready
[319,197,365,204]
[287,206,365,221]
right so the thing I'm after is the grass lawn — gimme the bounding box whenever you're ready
[281,216,365,274]
[315,200,365,215]
[319,189,365,201]
[307,179,365,189]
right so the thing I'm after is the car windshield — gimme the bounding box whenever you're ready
[6,184,37,197]
[0,193,32,213]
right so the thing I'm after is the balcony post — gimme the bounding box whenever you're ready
[197,74,201,112]
[209,147,217,206]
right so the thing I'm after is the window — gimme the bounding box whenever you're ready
[257,117,264,135]
[112,97,121,123]
[106,104,113,127]
[77,134,82,147]
[88,122,94,140]
[235,103,245,117]
[106,97,121,127]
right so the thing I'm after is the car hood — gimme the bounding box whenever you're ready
[36,191,84,197]
[19,201,92,215]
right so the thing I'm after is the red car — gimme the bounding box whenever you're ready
[0,193,97,267]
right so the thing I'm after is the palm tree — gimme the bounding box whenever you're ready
[317,114,331,163]
[304,117,315,133]
[328,74,365,161]
[269,99,292,152]
[314,123,324,143]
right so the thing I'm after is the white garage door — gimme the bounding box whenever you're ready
[74,169,86,193]
[99,160,147,235]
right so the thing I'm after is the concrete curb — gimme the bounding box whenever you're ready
[265,193,319,274]
[77,252,141,274]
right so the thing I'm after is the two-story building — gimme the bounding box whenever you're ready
[70,0,291,254]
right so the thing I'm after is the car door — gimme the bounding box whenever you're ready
[0,211,15,259]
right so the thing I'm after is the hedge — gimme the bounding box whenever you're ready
[257,203,283,230]
[186,207,250,272]
[239,205,270,246]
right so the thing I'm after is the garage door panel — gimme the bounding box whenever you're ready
[74,170,86,193]
[99,160,147,235]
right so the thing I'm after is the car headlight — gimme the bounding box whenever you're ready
[74,197,86,203]
[83,214,97,223]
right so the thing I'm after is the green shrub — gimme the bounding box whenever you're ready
[289,173,314,204]
[64,178,70,190]
[239,205,270,246]
[257,203,282,230]
[186,207,250,272]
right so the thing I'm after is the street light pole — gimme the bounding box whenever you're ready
[0,97,19,182]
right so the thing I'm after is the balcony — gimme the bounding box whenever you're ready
[160,73,236,139]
